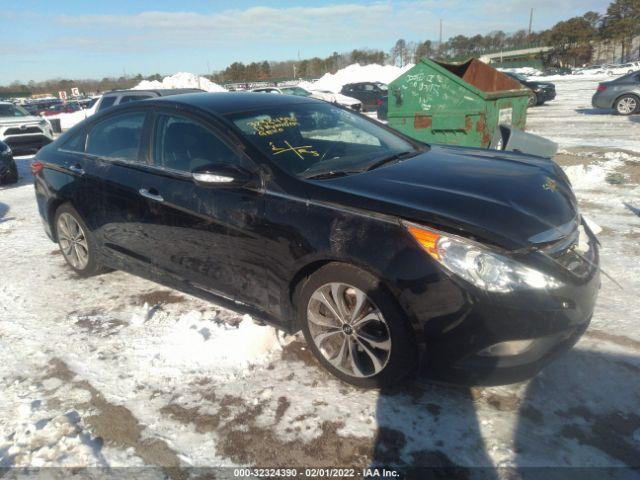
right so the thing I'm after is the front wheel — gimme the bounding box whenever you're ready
[296,263,418,388]
[54,204,105,277]
[615,95,639,115]
[528,93,537,107]
[1,160,18,184]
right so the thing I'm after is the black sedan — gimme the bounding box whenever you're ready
[0,140,17,184]
[504,72,556,107]
[32,93,599,387]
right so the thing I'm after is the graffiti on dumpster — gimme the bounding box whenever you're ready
[400,72,465,111]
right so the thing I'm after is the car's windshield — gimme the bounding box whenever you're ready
[0,103,31,117]
[226,102,422,178]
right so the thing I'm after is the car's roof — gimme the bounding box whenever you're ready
[102,88,204,97]
[148,91,320,115]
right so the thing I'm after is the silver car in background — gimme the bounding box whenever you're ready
[592,71,640,115]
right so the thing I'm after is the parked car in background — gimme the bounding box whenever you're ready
[33,92,599,387]
[251,86,362,111]
[308,89,362,111]
[92,88,203,113]
[40,102,84,116]
[574,64,607,75]
[503,72,556,107]
[340,82,388,111]
[377,96,388,121]
[605,63,638,76]
[0,140,17,184]
[0,101,54,155]
[592,71,640,115]
[542,67,572,76]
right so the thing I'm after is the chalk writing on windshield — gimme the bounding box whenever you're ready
[249,117,299,136]
[269,141,319,160]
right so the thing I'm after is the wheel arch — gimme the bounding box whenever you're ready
[285,257,424,339]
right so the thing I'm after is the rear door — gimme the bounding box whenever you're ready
[77,109,161,267]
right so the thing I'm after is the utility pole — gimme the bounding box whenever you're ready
[439,19,443,48]
[528,8,533,40]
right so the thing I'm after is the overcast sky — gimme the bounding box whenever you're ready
[2,0,609,84]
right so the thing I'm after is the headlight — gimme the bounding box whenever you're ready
[405,223,561,293]
[39,119,50,128]
[0,146,11,156]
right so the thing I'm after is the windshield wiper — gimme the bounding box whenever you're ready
[305,170,354,180]
[365,151,418,171]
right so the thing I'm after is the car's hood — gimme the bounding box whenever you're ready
[0,115,44,126]
[314,145,578,250]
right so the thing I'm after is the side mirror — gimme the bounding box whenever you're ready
[490,124,558,158]
[191,163,256,188]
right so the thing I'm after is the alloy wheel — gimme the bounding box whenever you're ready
[57,212,90,270]
[307,282,391,378]
[617,97,637,115]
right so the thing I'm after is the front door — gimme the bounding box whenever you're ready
[140,111,268,308]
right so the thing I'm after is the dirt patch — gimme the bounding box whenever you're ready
[160,404,220,433]
[43,358,183,475]
[212,396,373,468]
[485,392,520,412]
[520,405,544,424]
[281,340,318,369]
[560,409,640,467]
[585,329,640,352]
[275,396,290,423]
[372,427,406,464]
[410,449,469,477]
[74,313,127,337]
[426,403,442,418]
[134,290,185,306]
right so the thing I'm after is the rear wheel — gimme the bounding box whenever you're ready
[615,95,639,115]
[528,93,537,107]
[296,263,418,388]
[54,204,105,277]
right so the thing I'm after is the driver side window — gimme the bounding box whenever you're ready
[152,114,240,172]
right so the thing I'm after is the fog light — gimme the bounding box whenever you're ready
[477,339,535,357]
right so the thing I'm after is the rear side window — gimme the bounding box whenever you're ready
[120,95,153,104]
[152,113,239,172]
[97,96,117,111]
[86,112,146,162]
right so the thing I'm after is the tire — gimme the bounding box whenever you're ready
[615,95,639,115]
[295,263,418,388]
[54,204,106,277]
[528,93,537,108]
[1,160,18,184]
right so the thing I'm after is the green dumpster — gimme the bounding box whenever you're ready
[387,58,530,148]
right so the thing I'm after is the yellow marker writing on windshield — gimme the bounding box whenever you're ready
[269,141,319,160]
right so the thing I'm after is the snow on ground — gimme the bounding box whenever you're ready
[133,72,226,92]
[1,74,640,476]
[299,63,413,92]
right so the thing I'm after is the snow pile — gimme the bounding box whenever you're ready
[300,63,414,93]
[149,311,280,374]
[133,72,226,92]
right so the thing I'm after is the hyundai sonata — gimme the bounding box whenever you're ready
[32,93,600,387]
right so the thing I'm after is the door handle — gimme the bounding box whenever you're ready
[68,164,85,175]
[139,188,164,203]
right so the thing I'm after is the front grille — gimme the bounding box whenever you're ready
[4,126,42,135]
